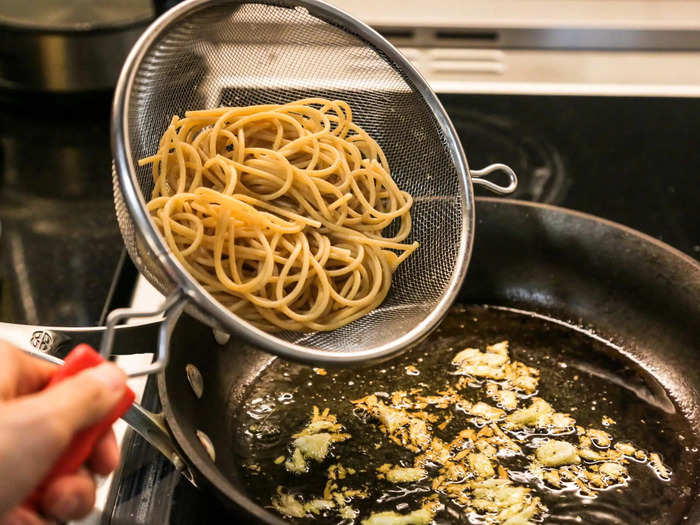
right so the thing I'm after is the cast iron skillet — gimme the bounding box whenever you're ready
[149,198,700,523]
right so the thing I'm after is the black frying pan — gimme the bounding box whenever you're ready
[124,198,700,523]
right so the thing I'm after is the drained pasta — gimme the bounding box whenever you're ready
[140,98,418,331]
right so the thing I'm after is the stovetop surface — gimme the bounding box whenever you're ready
[1,90,698,523]
[0,91,133,327]
[456,95,699,258]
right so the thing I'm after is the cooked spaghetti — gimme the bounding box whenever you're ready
[140,98,418,331]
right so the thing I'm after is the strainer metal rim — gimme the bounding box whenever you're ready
[111,0,473,365]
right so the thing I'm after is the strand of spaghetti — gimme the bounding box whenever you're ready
[194,188,309,234]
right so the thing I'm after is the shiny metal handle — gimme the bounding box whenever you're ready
[0,323,72,356]
[0,321,160,359]
[18,346,197,486]
[123,404,196,485]
[0,292,186,377]
[471,163,518,194]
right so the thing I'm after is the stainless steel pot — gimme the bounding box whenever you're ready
[0,0,153,92]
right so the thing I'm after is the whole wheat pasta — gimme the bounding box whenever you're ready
[140,98,418,331]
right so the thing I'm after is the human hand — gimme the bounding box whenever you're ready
[0,342,127,525]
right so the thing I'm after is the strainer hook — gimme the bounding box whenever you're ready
[471,163,518,194]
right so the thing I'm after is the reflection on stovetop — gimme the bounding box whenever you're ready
[441,95,699,259]
[448,108,569,205]
[103,94,699,524]
[0,91,126,326]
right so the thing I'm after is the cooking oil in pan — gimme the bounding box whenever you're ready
[236,305,697,524]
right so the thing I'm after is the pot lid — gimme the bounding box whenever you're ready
[0,0,152,32]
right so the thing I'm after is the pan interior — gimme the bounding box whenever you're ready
[226,304,698,524]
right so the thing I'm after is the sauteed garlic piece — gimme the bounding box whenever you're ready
[535,440,581,467]
[271,488,305,518]
[452,341,539,394]
[468,402,505,423]
[485,384,518,411]
[377,464,427,483]
[650,452,673,480]
[284,407,349,474]
[468,479,539,524]
[273,462,366,519]
[362,508,433,525]
[504,398,575,432]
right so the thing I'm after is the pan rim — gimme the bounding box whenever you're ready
[476,197,700,271]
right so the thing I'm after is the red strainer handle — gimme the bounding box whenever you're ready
[24,344,134,510]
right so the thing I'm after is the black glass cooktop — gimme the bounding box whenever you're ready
[448,95,699,258]
[98,94,699,524]
[0,91,133,327]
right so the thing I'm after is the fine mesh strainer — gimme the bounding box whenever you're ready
[110,0,517,370]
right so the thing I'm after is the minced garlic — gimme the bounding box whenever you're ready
[469,402,505,423]
[284,406,349,473]
[535,440,580,467]
[469,478,541,524]
[271,489,306,518]
[504,398,574,432]
[269,338,672,524]
[452,347,509,379]
[468,453,495,478]
[377,464,427,483]
[649,452,672,479]
[486,383,519,411]
[362,508,433,525]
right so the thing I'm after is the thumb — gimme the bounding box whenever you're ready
[0,363,126,515]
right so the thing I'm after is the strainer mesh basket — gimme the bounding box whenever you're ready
[112,0,471,360]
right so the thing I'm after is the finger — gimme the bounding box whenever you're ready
[40,468,95,522]
[17,361,127,440]
[0,506,54,525]
[0,342,56,400]
[88,429,119,476]
[0,364,126,514]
